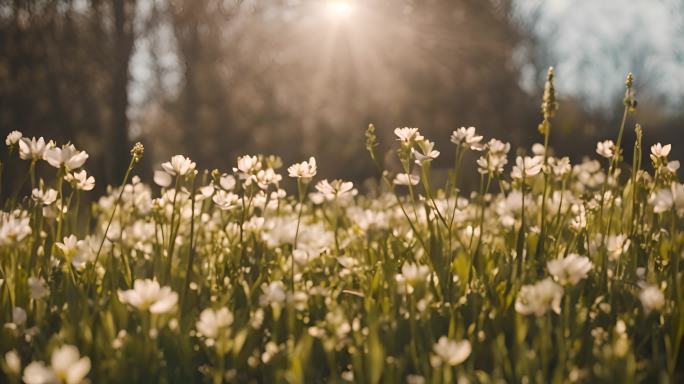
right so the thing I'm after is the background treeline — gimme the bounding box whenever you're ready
[1,0,682,192]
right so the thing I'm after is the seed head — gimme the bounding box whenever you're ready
[131,142,144,163]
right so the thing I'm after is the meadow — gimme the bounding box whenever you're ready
[0,70,682,383]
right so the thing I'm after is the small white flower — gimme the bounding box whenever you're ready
[259,281,286,307]
[549,157,571,178]
[56,235,84,260]
[287,157,317,181]
[12,307,27,326]
[161,155,196,176]
[450,126,483,150]
[547,253,593,285]
[153,170,173,187]
[64,170,95,191]
[412,140,440,166]
[219,174,236,190]
[50,345,91,384]
[4,350,21,374]
[5,130,22,146]
[212,190,240,211]
[430,337,471,367]
[254,168,282,190]
[315,179,355,200]
[394,127,423,144]
[236,155,261,176]
[596,140,615,159]
[18,137,49,161]
[511,156,543,180]
[393,173,420,186]
[515,278,564,316]
[639,284,665,314]
[44,144,89,170]
[196,307,234,340]
[395,262,430,294]
[28,277,50,300]
[606,234,630,261]
[32,188,58,206]
[117,279,178,314]
[23,361,57,384]
[0,212,32,247]
[650,143,671,159]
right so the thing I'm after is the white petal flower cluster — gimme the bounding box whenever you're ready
[450,126,483,150]
[430,337,472,367]
[0,210,32,247]
[639,284,665,314]
[314,179,355,201]
[161,155,196,177]
[595,140,615,159]
[196,307,234,346]
[23,345,91,384]
[515,278,564,316]
[117,279,178,314]
[547,253,593,285]
[287,157,317,182]
[44,144,89,170]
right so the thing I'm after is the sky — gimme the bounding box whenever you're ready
[512,0,684,110]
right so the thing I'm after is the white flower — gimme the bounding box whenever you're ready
[412,140,440,166]
[5,350,21,374]
[315,179,355,200]
[44,144,89,170]
[5,130,22,146]
[430,337,471,367]
[450,126,483,150]
[393,173,420,186]
[254,168,282,189]
[596,140,615,159]
[18,137,49,161]
[23,361,57,384]
[28,277,50,300]
[64,170,95,191]
[395,262,430,294]
[606,234,630,261]
[196,308,234,340]
[259,281,286,307]
[549,157,571,178]
[650,143,671,159]
[651,183,684,216]
[287,157,317,181]
[50,345,91,384]
[511,156,543,180]
[639,284,665,314]
[0,212,32,247]
[161,155,196,176]
[515,278,564,316]
[56,235,84,260]
[547,253,593,285]
[235,155,261,176]
[477,139,510,175]
[117,279,178,314]
[219,174,236,190]
[212,190,240,211]
[394,127,423,144]
[12,307,27,326]
[32,188,58,206]
[153,170,173,187]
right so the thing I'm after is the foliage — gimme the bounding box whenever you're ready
[0,73,683,383]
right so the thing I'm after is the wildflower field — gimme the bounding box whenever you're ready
[1,71,682,383]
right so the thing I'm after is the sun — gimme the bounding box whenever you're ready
[326,0,353,19]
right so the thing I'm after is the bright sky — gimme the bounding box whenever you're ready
[513,0,684,110]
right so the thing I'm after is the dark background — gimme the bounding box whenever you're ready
[1,0,683,191]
